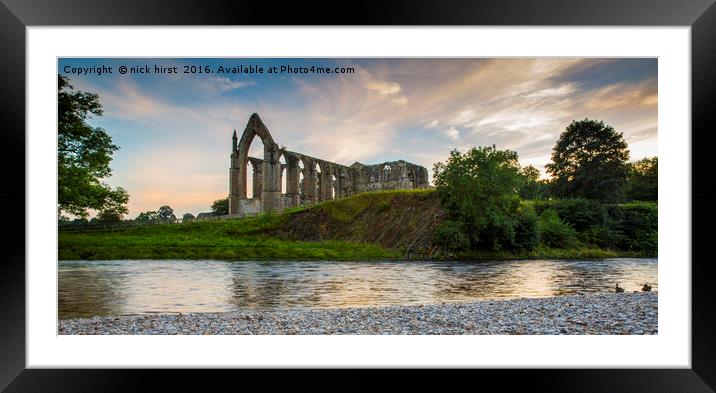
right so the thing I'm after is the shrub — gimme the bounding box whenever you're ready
[552,198,607,231]
[539,209,577,248]
[512,206,540,251]
[433,220,470,252]
[581,223,625,249]
[607,202,657,253]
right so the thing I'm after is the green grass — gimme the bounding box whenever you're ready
[309,188,434,223]
[59,209,398,261]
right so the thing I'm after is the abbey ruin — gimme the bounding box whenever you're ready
[229,113,430,215]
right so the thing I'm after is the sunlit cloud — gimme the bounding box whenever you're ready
[366,81,402,95]
[443,126,460,141]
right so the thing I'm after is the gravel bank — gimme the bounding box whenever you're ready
[59,292,657,335]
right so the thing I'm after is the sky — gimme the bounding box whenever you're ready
[58,58,657,217]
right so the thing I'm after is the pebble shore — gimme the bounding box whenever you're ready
[59,292,657,335]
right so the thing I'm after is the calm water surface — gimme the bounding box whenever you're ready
[58,259,657,319]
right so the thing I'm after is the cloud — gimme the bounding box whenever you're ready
[72,58,657,214]
[425,119,439,128]
[443,126,460,141]
[366,81,401,95]
[209,76,254,92]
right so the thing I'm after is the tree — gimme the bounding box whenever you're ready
[96,187,129,222]
[135,211,159,222]
[518,165,549,199]
[546,119,630,203]
[158,205,176,222]
[433,145,525,250]
[58,75,128,218]
[182,213,195,222]
[626,157,658,201]
[211,197,229,215]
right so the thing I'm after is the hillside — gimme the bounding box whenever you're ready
[274,189,444,258]
[58,190,443,261]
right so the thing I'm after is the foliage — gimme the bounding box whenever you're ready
[518,165,549,199]
[433,145,523,250]
[71,218,89,225]
[182,213,195,221]
[433,221,470,252]
[626,157,658,201]
[533,198,608,232]
[97,209,123,223]
[211,197,229,215]
[96,187,129,222]
[158,205,176,222]
[512,206,540,251]
[58,75,128,218]
[607,202,658,254]
[135,211,159,222]
[546,119,630,203]
[538,209,578,249]
[530,199,656,254]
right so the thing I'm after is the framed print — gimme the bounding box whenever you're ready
[2,0,716,391]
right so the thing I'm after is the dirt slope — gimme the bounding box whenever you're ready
[274,190,445,258]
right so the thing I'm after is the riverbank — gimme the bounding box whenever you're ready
[58,292,657,335]
[59,190,653,261]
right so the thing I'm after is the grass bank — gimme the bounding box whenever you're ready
[59,189,654,261]
[59,214,398,260]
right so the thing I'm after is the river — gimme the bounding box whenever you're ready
[58,258,657,319]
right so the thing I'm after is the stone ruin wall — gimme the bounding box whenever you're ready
[229,113,430,216]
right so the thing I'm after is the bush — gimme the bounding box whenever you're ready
[538,198,608,231]
[607,202,657,253]
[473,214,513,251]
[539,209,577,248]
[433,220,470,252]
[512,206,540,251]
[581,223,625,249]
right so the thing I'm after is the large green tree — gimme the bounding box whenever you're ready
[58,75,128,218]
[626,156,658,201]
[433,145,526,250]
[546,119,630,203]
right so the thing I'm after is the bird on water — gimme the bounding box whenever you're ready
[615,283,625,293]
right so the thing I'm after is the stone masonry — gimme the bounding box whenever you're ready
[229,113,430,215]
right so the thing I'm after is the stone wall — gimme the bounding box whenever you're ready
[238,198,262,215]
[229,113,430,215]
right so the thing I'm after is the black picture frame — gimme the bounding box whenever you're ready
[2,0,714,391]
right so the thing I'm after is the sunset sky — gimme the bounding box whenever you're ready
[58,58,657,217]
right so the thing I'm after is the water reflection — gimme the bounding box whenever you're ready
[58,258,658,319]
